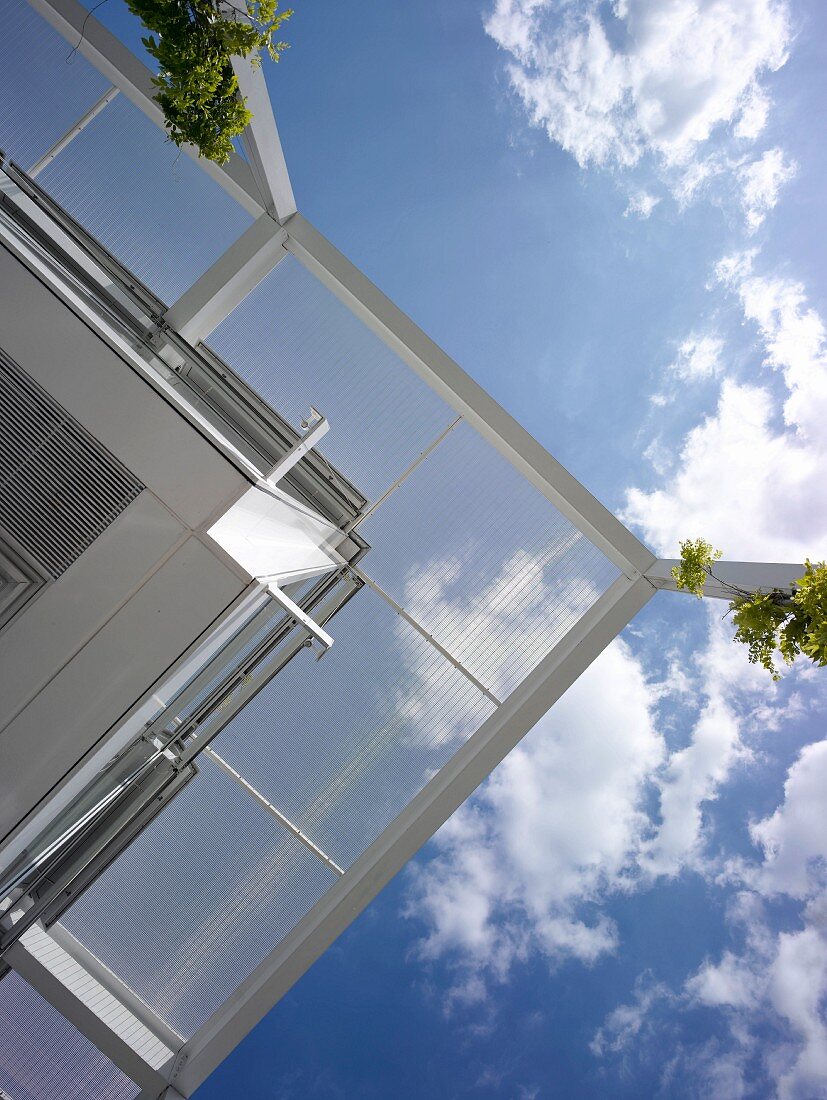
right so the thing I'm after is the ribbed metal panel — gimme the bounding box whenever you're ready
[0,348,143,579]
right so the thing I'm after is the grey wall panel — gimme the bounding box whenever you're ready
[0,537,246,841]
[0,244,249,528]
[0,492,186,733]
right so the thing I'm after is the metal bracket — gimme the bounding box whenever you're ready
[262,409,329,487]
[266,583,333,656]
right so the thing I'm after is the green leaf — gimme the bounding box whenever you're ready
[126,0,292,163]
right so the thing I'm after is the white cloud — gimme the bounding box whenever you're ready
[740,147,798,231]
[406,639,664,988]
[596,733,827,1098]
[669,333,724,381]
[484,0,791,169]
[716,252,827,443]
[700,747,827,1098]
[750,739,827,900]
[642,671,744,876]
[735,84,771,141]
[624,191,660,218]
[590,972,672,1056]
[622,257,827,878]
[624,257,827,561]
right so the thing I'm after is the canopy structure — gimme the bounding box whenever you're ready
[0,2,804,1097]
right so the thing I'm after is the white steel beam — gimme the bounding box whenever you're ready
[163,214,288,344]
[166,573,655,1096]
[25,0,264,218]
[646,559,805,601]
[28,86,120,177]
[281,213,656,580]
[230,53,297,222]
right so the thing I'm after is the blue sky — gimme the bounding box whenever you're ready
[4,0,827,1096]
[186,1,827,1097]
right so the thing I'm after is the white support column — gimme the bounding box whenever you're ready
[25,0,264,218]
[28,86,120,177]
[646,559,805,601]
[230,53,297,222]
[281,213,655,580]
[163,214,288,344]
[166,573,655,1096]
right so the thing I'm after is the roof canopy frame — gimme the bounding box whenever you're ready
[25,0,656,580]
[161,572,655,1096]
[8,6,672,1095]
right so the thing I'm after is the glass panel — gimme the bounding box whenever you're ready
[0,971,139,1100]
[60,754,338,1037]
[358,421,620,698]
[38,94,253,303]
[209,585,496,871]
[207,256,458,499]
[0,0,110,171]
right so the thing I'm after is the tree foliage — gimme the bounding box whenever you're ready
[671,538,722,598]
[674,542,827,681]
[126,0,292,164]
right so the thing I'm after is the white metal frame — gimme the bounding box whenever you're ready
[645,559,804,601]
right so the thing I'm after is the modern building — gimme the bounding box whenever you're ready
[0,1,800,1096]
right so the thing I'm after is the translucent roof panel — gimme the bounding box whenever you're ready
[0,0,110,169]
[59,587,493,1032]
[357,420,621,699]
[37,92,254,302]
[207,585,496,870]
[60,753,338,1038]
[208,256,458,500]
[0,970,139,1100]
[54,229,625,1050]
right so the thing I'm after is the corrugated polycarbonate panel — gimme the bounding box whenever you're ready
[37,93,253,303]
[208,585,496,870]
[358,420,621,699]
[0,0,109,171]
[207,256,458,499]
[0,970,139,1100]
[60,755,338,1038]
[60,588,494,1033]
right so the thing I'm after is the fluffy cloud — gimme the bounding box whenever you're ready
[484,0,791,168]
[624,255,827,560]
[590,972,673,1056]
[597,739,827,1099]
[750,739,827,900]
[406,639,663,985]
[688,748,827,1098]
[740,147,798,231]
[642,675,743,876]
[623,255,827,880]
